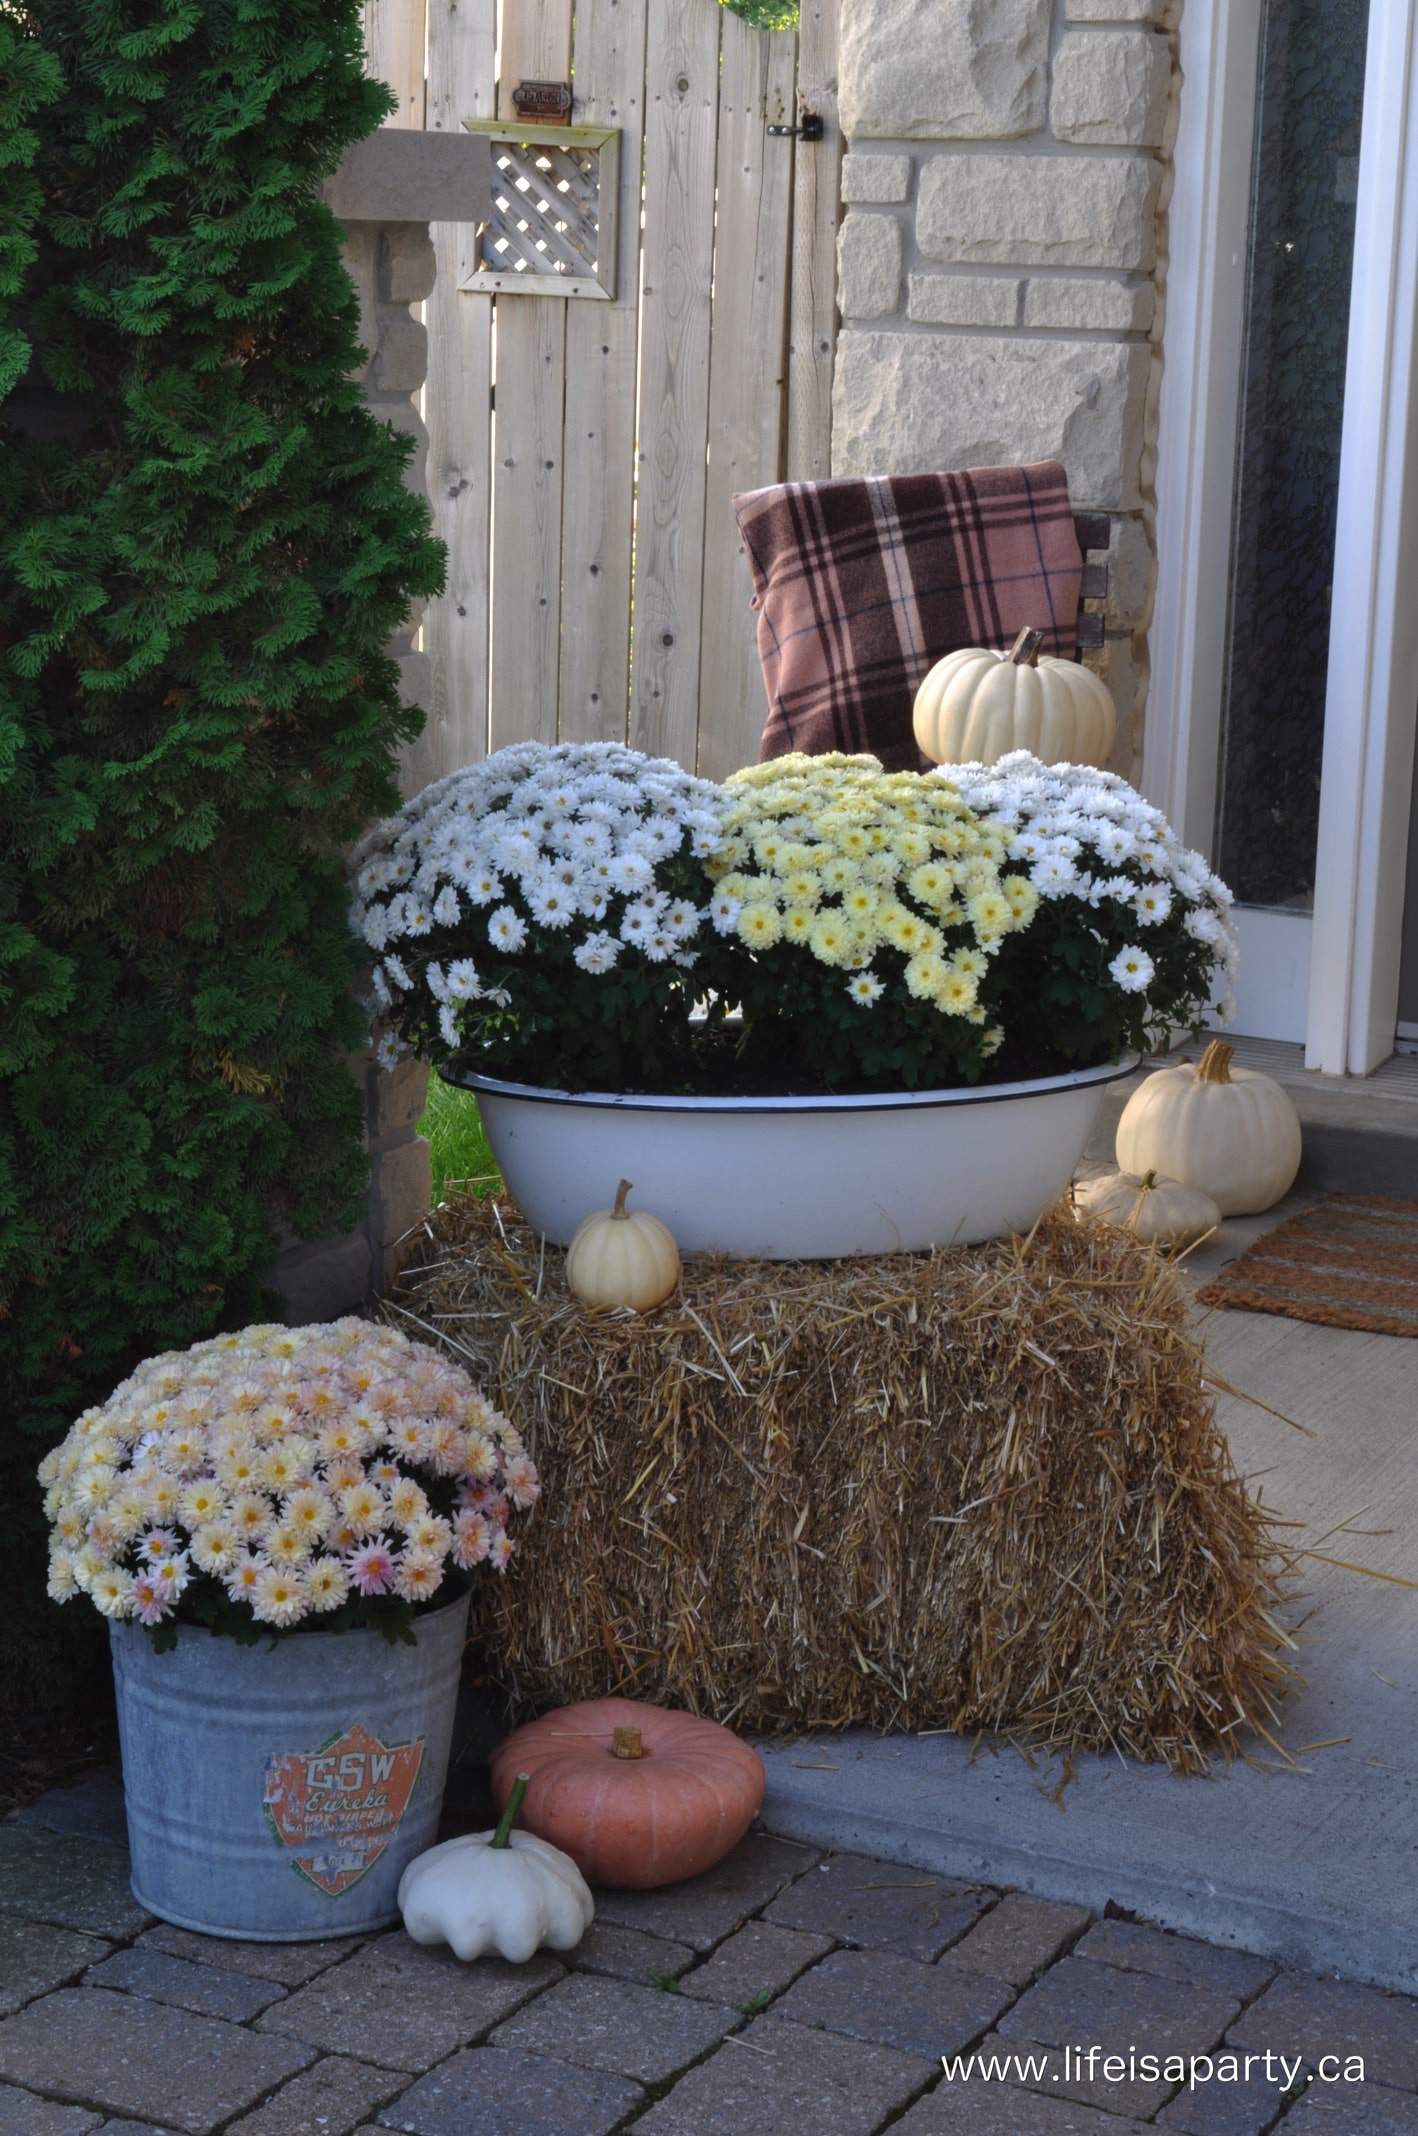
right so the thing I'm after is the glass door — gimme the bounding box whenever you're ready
[1213,0,1369,1041]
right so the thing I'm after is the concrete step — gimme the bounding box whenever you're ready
[1087,1035,1418,1197]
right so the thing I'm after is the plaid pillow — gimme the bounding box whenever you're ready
[734,461,1084,772]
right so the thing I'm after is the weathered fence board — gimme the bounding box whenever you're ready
[422,0,495,777]
[697,18,797,783]
[363,0,839,781]
[488,1,574,751]
[556,0,649,744]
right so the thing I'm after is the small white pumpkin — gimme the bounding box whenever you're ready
[398,1775,594,1963]
[913,626,1117,769]
[1076,1168,1221,1249]
[566,1179,680,1311]
[1115,1040,1302,1217]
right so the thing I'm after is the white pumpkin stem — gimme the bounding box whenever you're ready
[612,1726,647,1760]
[492,1772,530,1848]
[1196,1040,1234,1085]
[1009,626,1044,668]
[611,1180,633,1220]
[1138,1170,1158,1190]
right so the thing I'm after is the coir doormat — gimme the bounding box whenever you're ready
[1197,1193,1418,1337]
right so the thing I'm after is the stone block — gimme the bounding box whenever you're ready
[761,1851,989,1961]
[0,1831,151,1943]
[256,1935,562,2074]
[0,2088,100,2135]
[893,2083,1126,2134]
[1083,632,1146,774]
[1068,0,1170,19]
[832,332,1151,511]
[0,1989,312,2136]
[592,1833,819,1953]
[228,2056,403,2135]
[84,1947,284,2024]
[374,1134,432,1256]
[326,131,486,226]
[842,153,912,204]
[632,2013,934,2136]
[377,2047,642,2136]
[678,1920,834,2008]
[772,1946,1014,2059]
[1073,1917,1275,2001]
[369,1054,430,1146]
[908,273,1021,328]
[0,1921,111,2019]
[1023,275,1155,332]
[1000,1954,1239,2056]
[269,1231,373,1323]
[944,1893,1091,1987]
[488,1974,738,2086]
[1157,2064,1303,2136]
[373,314,428,397]
[918,153,1160,269]
[838,213,904,321]
[1052,30,1173,146]
[1105,513,1154,627]
[840,0,1052,142]
[1276,2084,1418,2135]
[567,1922,696,1987]
[964,2028,1177,2119]
[1228,1973,1418,2091]
[380,225,437,305]
[137,1926,364,1992]
[14,1768,127,1848]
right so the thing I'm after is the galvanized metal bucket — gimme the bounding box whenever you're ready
[109,1589,469,1940]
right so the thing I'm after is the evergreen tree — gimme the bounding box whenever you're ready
[0,0,444,1704]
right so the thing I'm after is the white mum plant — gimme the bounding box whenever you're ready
[941,754,1238,1062]
[349,741,729,1094]
[40,1319,538,1645]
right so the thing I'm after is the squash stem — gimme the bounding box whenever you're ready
[612,1180,633,1220]
[1196,1039,1234,1085]
[1009,626,1044,668]
[492,1772,530,1848]
[612,1726,647,1760]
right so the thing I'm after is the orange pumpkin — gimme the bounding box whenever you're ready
[489,1697,765,1889]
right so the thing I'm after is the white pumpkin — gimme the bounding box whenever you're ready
[566,1179,680,1310]
[1075,1168,1221,1248]
[913,626,1117,769]
[1115,1041,1301,1217]
[398,1776,594,1963]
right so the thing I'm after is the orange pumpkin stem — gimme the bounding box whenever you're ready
[611,1726,647,1760]
[611,1180,633,1220]
[1009,626,1044,668]
[1196,1040,1234,1085]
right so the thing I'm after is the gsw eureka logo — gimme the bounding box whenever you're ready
[263,1722,425,1897]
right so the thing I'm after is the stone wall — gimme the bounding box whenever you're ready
[833,0,1180,776]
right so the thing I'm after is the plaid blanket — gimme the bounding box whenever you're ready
[734,462,1084,772]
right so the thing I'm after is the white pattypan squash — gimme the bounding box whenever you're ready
[397,1776,594,1963]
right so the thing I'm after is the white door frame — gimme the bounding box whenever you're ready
[1147,0,1418,1073]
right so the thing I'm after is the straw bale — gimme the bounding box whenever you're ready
[388,1197,1291,1771]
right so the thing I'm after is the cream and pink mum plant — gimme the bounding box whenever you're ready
[39,1319,538,1648]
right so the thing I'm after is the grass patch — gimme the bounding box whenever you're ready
[417,1072,501,1199]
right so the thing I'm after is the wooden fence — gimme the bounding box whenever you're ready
[362,0,840,782]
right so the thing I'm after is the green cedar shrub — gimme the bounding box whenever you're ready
[0,1,445,1708]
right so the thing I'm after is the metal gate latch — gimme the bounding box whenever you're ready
[767,112,824,141]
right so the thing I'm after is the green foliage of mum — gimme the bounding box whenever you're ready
[0,1,444,1703]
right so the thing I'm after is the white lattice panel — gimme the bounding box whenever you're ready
[462,123,619,298]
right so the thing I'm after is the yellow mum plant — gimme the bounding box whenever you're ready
[702,754,1038,1089]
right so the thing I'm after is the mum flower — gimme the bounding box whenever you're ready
[41,1321,538,1642]
[1109,945,1156,993]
